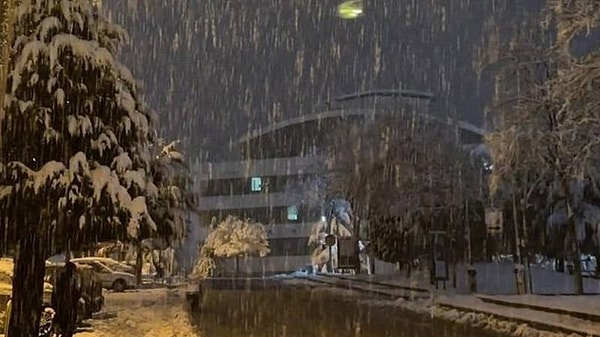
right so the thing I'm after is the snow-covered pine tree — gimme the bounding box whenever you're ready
[0,1,157,335]
[149,139,196,274]
[150,139,193,247]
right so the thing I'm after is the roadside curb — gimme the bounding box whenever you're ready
[318,273,431,293]
[477,295,600,323]
[436,299,600,337]
[303,276,401,299]
[303,275,600,337]
[305,275,430,300]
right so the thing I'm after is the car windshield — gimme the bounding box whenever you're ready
[91,262,113,273]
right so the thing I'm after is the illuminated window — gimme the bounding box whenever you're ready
[287,205,298,221]
[251,177,262,192]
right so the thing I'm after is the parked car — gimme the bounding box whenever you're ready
[71,257,135,274]
[44,262,104,319]
[0,258,53,303]
[84,261,136,292]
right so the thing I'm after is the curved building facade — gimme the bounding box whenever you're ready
[193,90,485,275]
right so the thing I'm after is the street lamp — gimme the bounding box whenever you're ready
[337,1,364,20]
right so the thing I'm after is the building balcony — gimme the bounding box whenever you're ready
[193,156,326,182]
[197,191,304,211]
[263,222,316,239]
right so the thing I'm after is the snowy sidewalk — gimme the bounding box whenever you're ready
[336,262,600,295]
[304,274,430,300]
[329,270,600,319]
[435,294,600,337]
[477,294,600,322]
[305,273,600,337]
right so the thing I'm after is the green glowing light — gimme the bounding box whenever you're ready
[337,1,364,20]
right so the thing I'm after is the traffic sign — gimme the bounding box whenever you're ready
[485,208,503,234]
[325,234,336,247]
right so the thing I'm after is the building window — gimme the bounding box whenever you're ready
[251,177,262,192]
[287,205,298,221]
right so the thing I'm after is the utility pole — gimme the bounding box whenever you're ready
[521,189,533,294]
[466,201,472,265]
[512,177,526,294]
[353,216,361,274]
[326,203,334,273]
[466,200,477,292]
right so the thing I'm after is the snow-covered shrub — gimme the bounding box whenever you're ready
[202,215,270,258]
[191,215,270,277]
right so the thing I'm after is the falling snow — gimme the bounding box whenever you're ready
[0,1,599,337]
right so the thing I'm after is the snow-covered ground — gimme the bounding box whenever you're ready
[77,288,198,337]
[354,262,600,295]
[272,270,309,279]
[289,273,600,337]
[308,284,583,337]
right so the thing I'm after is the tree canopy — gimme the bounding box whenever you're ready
[484,0,600,294]
[201,215,270,259]
[0,1,183,335]
[327,116,484,264]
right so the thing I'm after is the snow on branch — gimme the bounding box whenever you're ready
[111,152,133,174]
[127,196,157,238]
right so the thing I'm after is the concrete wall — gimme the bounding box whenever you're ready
[218,255,312,276]
[214,255,399,276]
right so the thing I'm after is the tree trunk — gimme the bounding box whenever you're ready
[511,193,522,264]
[562,179,584,295]
[354,220,361,274]
[567,214,584,294]
[449,210,457,288]
[405,233,413,278]
[135,243,143,287]
[8,232,47,337]
[369,253,375,274]
[521,200,533,294]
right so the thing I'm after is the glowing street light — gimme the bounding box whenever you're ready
[337,1,364,20]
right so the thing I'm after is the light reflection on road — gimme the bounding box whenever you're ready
[192,287,501,337]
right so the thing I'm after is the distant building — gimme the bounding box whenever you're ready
[192,90,485,276]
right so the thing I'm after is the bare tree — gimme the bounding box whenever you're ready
[486,0,600,294]
[327,115,482,269]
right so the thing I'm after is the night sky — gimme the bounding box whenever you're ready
[104,0,545,161]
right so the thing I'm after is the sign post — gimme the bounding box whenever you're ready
[325,234,336,273]
[429,231,449,289]
[337,237,358,271]
[485,208,503,235]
